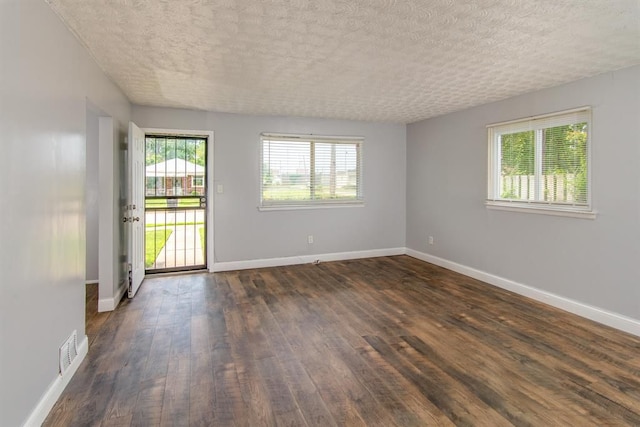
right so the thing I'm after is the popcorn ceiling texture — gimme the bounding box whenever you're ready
[47,0,640,123]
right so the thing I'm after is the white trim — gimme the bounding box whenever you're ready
[486,106,591,128]
[212,247,405,272]
[405,249,640,337]
[85,279,99,285]
[485,202,597,219]
[143,128,212,138]
[98,116,116,317]
[207,131,215,273]
[22,335,89,427]
[261,132,364,142]
[97,280,127,312]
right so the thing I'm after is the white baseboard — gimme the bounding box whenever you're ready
[97,280,127,312]
[85,279,99,285]
[212,247,406,272]
[405,248,640,337]
[23,335,89,427]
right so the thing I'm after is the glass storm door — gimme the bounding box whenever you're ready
[144,135,207,273]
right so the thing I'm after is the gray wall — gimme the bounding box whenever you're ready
[132,107,407,263]
[0,1,131,425]
[86,107,99,282]
[407,65,640,321]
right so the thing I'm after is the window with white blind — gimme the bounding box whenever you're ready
[260,133,363,209]
[487,107,595,218]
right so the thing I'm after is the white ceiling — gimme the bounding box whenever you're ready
[47,0,640,124]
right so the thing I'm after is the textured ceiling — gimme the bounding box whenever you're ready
[46,0,640,123]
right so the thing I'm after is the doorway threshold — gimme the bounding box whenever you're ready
[145,267,209,277]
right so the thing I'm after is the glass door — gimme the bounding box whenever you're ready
[144,135,207,273]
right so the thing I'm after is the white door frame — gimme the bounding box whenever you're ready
[96,116,124,311]
[143,128,215,272]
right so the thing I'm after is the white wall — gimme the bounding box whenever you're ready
[132,107,407,264]
[407,65,640,322]
[0,1,131,425]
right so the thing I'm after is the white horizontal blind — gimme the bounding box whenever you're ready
[488,107,590,209]
[261,133,363,207]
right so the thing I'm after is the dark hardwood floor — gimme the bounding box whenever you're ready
[45,256,640,426]
[85,283,114,347]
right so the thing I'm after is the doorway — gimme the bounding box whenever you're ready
[144,134,208,273]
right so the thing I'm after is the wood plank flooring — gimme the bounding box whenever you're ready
[45,256,640,426]
[85,283,114,347]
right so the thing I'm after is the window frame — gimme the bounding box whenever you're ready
[259,132,364,210]
[486,107,596,219]
[191,176,204,187]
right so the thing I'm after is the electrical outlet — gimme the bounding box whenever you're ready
[428,236,434,245]
[308,235,314,244]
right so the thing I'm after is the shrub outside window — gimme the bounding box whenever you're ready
[260,133,363,209]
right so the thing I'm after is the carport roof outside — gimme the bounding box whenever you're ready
[145,159,204,177]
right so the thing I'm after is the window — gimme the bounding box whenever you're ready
[487,107,594,218]
[260,133,363,209]
[191,176,204,187]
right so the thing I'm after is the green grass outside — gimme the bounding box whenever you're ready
[263,186,310,200]
[263,185,356,201]
[199,227,205,259]
[145,228,172,268]
[146,221,204,228]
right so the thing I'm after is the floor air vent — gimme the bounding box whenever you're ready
[59,330,78,376]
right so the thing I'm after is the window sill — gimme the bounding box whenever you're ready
[259,202,365,211]
[485,201,597,220]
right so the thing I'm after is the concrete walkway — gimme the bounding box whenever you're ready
[145,209,205,226]
[152,224,205,269]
